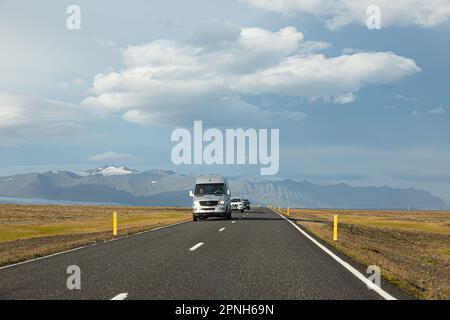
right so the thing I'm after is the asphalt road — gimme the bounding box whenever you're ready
[0,207,399,300]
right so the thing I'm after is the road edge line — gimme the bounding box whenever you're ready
[270,208,397,300]
[0,219,191,271]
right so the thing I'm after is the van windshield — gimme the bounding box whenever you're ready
[195,183,225,196]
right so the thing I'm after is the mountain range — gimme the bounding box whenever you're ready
[0,166,446,209]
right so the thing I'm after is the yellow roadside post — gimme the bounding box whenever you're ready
[113,211,117,236]
[287,207,290,216]
[333,214,338,241]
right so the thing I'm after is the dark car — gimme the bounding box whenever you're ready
[242,199,250,210]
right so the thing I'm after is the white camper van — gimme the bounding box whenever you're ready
[189,175,232,221]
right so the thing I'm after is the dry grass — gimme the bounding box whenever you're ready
[0,204,191,267]
[279,208,450,300]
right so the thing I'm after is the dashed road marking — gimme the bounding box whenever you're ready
[111,293,128,300]
[219,228,226,232]
[189,242,204,251]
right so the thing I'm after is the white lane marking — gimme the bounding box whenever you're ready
[219,228,226,232]
[232,221,236,224]
[189,242,204,251]
[0,219,191,271]
[270,209,396,300]
[111,293,128,300]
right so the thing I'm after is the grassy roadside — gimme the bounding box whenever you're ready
[0,204,191,267]
[276,208,450,300]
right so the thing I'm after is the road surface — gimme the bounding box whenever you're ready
[0,208,400,300]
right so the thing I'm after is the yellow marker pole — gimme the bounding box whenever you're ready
[333,214,338,241]
[287,207,290,216]
[113,211,117,236]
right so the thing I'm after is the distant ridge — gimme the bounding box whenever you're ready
[0,166,446,209]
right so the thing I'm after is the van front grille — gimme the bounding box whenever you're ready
[199,201,219,207]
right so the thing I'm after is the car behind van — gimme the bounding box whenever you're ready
[189,175,231,221]
[231,198,245,213]
[242,199,251,210]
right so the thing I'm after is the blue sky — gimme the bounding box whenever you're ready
[1,0,450,203]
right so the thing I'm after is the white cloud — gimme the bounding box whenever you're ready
[341,47,363,55]
[299,41,332,54]
[0,91,85,145]
[58,78,85,89]
[332,93,357,104]
[235,52,419,96]
[243,0,450,30]
[394,94,447,116]
[82,25,419,126]
[88,151,136,162]
[395,94,425,104]
[429,107,446,115]
[412,106,446,116]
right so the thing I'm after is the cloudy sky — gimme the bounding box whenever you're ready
[1,0,450,203]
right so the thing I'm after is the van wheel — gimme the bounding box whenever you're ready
[241,209,244,213]
[193,216,198,221]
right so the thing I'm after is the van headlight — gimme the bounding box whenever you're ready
[219,200,225,205]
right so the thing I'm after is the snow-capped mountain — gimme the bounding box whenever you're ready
[82,165,139,176]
